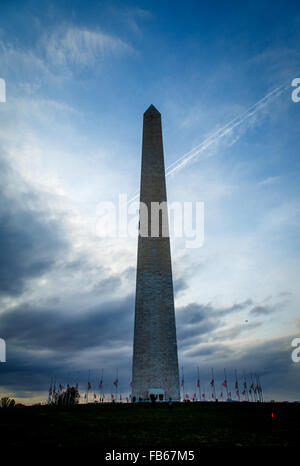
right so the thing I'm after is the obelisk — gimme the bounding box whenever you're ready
[132,105,180,401]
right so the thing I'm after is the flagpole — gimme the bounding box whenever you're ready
[255,373,263,402]
[48,375,53,404]
[235,369,240,401]
[53,376,57,405]
[197,367,201,402]
[251,373,256,402]
[254,373,260,402]
[181,366,184,401]
[100,368,103,402]
[257,374,264,402]
[116,368,118,398]
[211,368,216,400]
[224,368,229,399]
[243,370,249,401]
[87,369,90,404]
[249,374,254,402]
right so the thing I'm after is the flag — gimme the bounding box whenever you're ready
[243,381,247,389]
[130,381,134,387]
[220,391,223,398]
[113,378,118,387]
[222,380,227,387]
[88,381,91,391]
[228,391,231,398]
[202,393,205,398]
[94,392,97,399]
[235,381,238,390]
[236,390,239,396]
[99,380,103,389]
[193,392,196,399]
[185,393,189,399]
[181,378,184,387]
[111,394,114,400]
[197,379,200,388]
[242,390,246,396]
[210,379,214,387]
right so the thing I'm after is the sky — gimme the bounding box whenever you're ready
[0,0,300,403]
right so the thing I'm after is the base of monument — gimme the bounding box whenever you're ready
[148,387,165,402]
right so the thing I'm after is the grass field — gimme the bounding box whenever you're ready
[0,401,299,447]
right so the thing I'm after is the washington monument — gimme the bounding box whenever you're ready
[132,105,180,401]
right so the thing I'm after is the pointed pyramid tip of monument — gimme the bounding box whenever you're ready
[144,104,161,116]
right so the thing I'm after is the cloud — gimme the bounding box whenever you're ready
[45,26,134,68]
[0,161,68,297]
[258,176,281,186]
[250,305,275,316]
[0,23,134,94]
[185,343,235,359]
[0,294,134,396]
[173,277,187,296]
[0,296,133,353]
[165,81,290,179]
[178,332,300,402]
[177,299,252,325]
[176,299,254,349]
[212,321,262,342]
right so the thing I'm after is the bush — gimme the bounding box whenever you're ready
[1,397,15,408]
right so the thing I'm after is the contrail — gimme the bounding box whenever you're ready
[165,80,289,177]
[128,80,290,204]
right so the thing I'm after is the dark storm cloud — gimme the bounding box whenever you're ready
[0,161,68,297]
[178,334,300,401]
[0,295,134,352]
[184,343,234,359]
[212,321,262,341]
[178,321,219,346]
[176,299,253,347]
[177,299,253,324]
[0,294,134,393]
[0,156,135,396]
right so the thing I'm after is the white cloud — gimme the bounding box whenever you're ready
[258,176,281,186]
[0,24,134,94]
[45,26,134,68]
